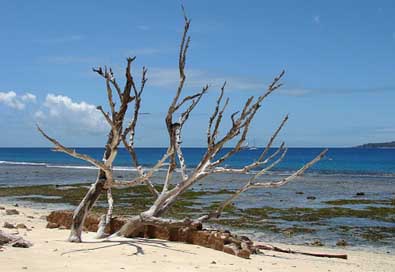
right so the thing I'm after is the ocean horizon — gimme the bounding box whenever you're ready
[1,147,395,178]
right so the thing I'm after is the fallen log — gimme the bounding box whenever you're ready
[0,230,33,248]
[255,244,348,259]
[47,210,253,258]
[47,210,348,260]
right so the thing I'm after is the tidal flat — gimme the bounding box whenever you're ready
[1,182,394,251]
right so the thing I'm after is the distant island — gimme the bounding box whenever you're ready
[356,141,395,148]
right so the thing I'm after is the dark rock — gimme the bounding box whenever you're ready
[310,239,323,246]
[5,209,19,215]
[14,204,19,207]
[0,206,5,210]
[0,230,32,248]
[16,223,27,229]
[12,240,32,248]
[296,191,304,195]
[356,192,365,196]
[282,229,294,237]
[3,222,15,229]
[336,239,348,246]
[307,196,316,200]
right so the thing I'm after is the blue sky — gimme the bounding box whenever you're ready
[0,0,394,147]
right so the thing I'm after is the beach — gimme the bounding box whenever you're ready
[1,148,394,272]
[1,203,394,272]
[2,0,395,271]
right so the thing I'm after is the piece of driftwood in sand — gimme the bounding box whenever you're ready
[255,244,348,260]
[38,5,328,250]
[0,230,32,248]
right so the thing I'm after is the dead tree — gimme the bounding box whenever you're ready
[37,58,151,241]
[38,9,327,242]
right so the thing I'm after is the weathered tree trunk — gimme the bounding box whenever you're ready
[95,188,114,239]
[68,171,106,242]
[255,244,348,259]
[39,7,329,257]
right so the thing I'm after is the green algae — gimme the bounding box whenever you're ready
[1,184,394,242]
[242,206,395,223]
[0,184,230,219]
[360,227,395,242]
[324,199,395,206]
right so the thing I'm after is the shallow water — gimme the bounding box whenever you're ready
[0,147,394,252]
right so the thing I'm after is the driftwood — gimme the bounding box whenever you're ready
[47,210,348,260]
[0,230,33,248]
[38,5,329,258]
[47,210,253,258]
[255,244,348,260]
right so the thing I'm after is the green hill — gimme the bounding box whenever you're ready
[356,141,395,148]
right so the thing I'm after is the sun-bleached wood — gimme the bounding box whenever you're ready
[38,7,327,244]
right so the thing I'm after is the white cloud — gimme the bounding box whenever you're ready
[35,94,108,134]
[43,56,98,64]
[126,48,160,56]
[149,68,265,91]
[313,15,320,24]
[278,88,314,97]
[35,35,84,44]
[0,91,36,110]
[147,68,353,97]
[21,93,37,102]
[375,127,395,134]
[137,25,150,31]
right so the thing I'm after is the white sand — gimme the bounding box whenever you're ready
[0,204,394,272]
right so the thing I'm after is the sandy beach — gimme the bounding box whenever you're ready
[1,204,394,272]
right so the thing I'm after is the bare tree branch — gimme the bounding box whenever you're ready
[250,148,328,189]
[40,7,329,249]
[199,148,327,222]
[96,105,115,129]
[37,125,109,171]
[112,152,171,188]
[207,82,226,147]
[258,114,288,162]
[93,66,123,101]
[211,142,286,174]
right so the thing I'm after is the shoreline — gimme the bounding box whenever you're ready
[1,198,391,255]
[1,180,394,252]
[1,203,394,272]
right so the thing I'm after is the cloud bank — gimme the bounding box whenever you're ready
[35,94,108,134]
[0,91,36,110]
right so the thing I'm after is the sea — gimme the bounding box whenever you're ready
[0,147,394,251]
